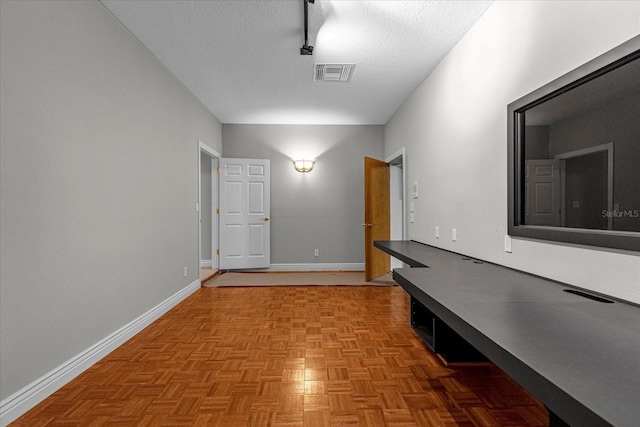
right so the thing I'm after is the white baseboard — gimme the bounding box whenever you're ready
[200,260,212,268]
[265,263,364,272]
[0,280,201,427]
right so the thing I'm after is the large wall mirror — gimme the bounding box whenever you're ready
[508,36,639,251]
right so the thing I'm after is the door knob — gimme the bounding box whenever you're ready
[263,217,270,221]
[361,223,373,227]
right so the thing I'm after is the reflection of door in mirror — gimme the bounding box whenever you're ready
[563,151,608,230]
[524,159,560,226]
[508,37,639,250]
[555,143,613,231]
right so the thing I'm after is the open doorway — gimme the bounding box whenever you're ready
[198,141,221,283]
[555,143,613,230]
[386,148,406,270]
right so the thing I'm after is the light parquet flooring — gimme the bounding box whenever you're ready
[200,268,218,284]
[11,286,548,427]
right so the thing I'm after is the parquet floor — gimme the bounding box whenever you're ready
[11,285,548,426]
[200,268,218,284]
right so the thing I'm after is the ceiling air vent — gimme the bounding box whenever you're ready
[314,63,355,82]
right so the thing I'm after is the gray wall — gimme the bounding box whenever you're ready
[222,124,384,265]
[385,0,640,303]
[0,0,222,401]
[524,126,550,160]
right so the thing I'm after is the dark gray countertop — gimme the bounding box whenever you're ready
[375,240,640,427]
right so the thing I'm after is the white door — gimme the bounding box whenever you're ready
[525,159,560,226]
[219,158,270,270]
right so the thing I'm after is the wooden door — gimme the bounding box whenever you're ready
[364,157,390,281]
[219,158,271,269]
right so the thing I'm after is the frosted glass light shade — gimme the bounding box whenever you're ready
[293,159,315,172]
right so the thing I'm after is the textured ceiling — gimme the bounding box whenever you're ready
[101,1,492,125]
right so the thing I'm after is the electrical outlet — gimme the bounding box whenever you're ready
[314,249,319,257]
[435,226,439,238]
[504,235,512,253]
[183,266,188,278]
[452,229,457,242]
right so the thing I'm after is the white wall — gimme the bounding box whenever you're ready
[0,0,222,402]
[222,124,384,268]
[385,0,640,303]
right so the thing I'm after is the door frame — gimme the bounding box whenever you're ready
[364,157,391,281]
[198,141,221,280]
[554,142,613,229]
[386,148,406,270]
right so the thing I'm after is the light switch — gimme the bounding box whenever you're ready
[435,226,440,238]
[452,229,457,241]
[410,202,415,213]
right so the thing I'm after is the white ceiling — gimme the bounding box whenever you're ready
[101,0,492,125]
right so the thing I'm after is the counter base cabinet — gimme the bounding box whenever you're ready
[549,411,571,427]
[411,297,487,364]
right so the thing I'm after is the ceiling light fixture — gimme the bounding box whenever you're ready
[300,0,314,55]
[293,159,316,173]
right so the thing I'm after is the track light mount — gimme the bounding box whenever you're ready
[300,0,314,55]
